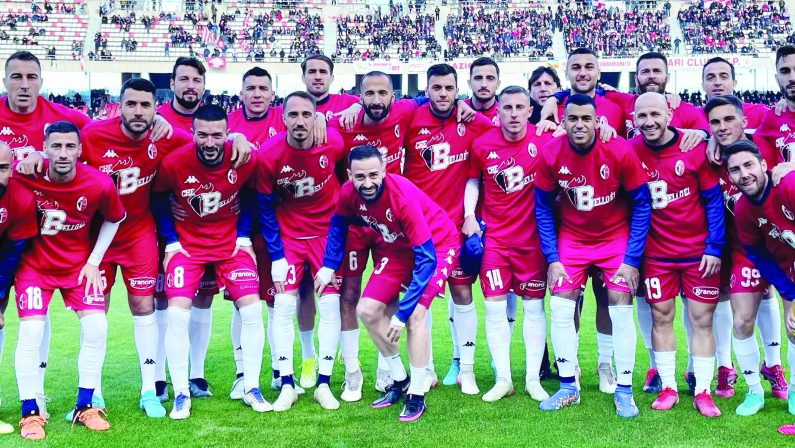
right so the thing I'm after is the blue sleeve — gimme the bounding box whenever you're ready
[552,89,571,103]
[322,213,351,270]
[256,192,285,259]
[745,244,795,300]
[0,238,27,299]
[150,191,178,245]
[534,188,559,264]
[413,95,429,106]
[624,184,651,267]
[700,185,725,257]
[395,239,437,323]
[236,186,255,238]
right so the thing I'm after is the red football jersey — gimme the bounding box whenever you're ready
[606,91,709,139]
[743,102,770,130]
[228,106,286,149]
[630,132,719,259]
[15,162,126,274]
[469,126,553,248]
[404,104,494,227]
[0,96,91,160]
[156,102,194,133]
[315,93,360,120]
[153,141,256,259]
[535,133,647,242]
[331,99,416,174]
[80,117,193,245]
[556,94,627,137]
[465,98,500,126]
[336,173,458,249]
[755,108,795,162]
[255,129,346,239]
[0,178,38,241]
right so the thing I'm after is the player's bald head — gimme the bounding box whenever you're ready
[0,141,12,161]
[0,141,11,192]
[634,92,668,112]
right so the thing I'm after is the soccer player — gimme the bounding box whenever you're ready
[315,144,461,421]
[705,95,789,414]
[256,91,346,411]
[228,66,286,147]
[724,140,795,425]
[302,54,360,119]
[758,45,795,168]
[630,92,725,416]
[14,121,126,439]
[702,57,769,129]
[404,63,494,394]
[465,86,553,402]
[528,67,562,125]
[151,105,267,419]
[466,57,501,124]
[535,94,651,418]
[0,142,37,434]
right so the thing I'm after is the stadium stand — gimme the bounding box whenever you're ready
[562,4,671,57]
[0,0,88,61]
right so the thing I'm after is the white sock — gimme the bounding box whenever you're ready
[609,304,636,386]
[596,331,613,366]
[506,291,518,336]
[166,307,191,395]
[447,297,459,359]
[636,298,656,369]
[340,329,360,373]
[485,301,511,382]
[132,313,159,393]
[299,330,316,360]
[681,298,693,372]
[693,355,715,394]
[231,303,243,375]
[550,296,578,379]
[788,341,795,389]
[239,301,264,392]
[385,352,407,381]
[733,335,763,395]
[713,301,733,368]
[15,320,44,400]
[425,308,434,371]
[317,294,341,377]
[78,314,108,390]
[522,299,545,382]
[155,308,168,382]
[377,352,388,371]
[454,302,477,371]
[37,313,50,395]
[408,364,427,395]
[274,294,297,377]
[267,306,278,370]
[654,351,677,390]
[756,297,782,366]
[189,306,212,379]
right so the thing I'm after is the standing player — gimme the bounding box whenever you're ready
[465,86,553,402]
[315,144,461,421]
[14,121,126,439]
[151,105,267,419]
[0,142,37,434]
[535,94,651,418]
[404,63,494,394]
[256,92,345,411]
[702,57,769,129]
[465,57,501,124]
[529,67,562,126]
[631,92,724,416]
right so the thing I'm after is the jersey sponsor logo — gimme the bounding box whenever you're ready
[280,165,294,173]
[764,222,795,249]
[0,207,6,224]
[519,279,546,291]
[394,124,400,138]
[0,126,14,136]
[102,157,149,195]
[147,143,157,160]
[128,277,156,290]
[691,286,719,300]
[417,134,466,171]
[648,180,690,209]
[228,268,258,281]
[493,159,533,193]
[319,155,328,169]
[354,134,368,142]
[185,176,199,184]
[774,132,795,162]
[599,164,610,180]
[103,149,118,158]
[675,160,685,176]
[528,143,537,158]
[227,168,238,184]
[457,122,466,137]
[783,205,795,221]
[418,128,431,135]
[76,196,88,211]
[186,183,236,217]
[83,294,106,305]
[487,151,499,160]
[361,215,403,243]
[560,175,615,211]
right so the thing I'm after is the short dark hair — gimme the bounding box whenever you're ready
[498,85,531,102]
[721,139,762,164]
[776,45,795,66]
[171,57,206,80]
[5,50,41,72]
[301,54,334,75]
[470,57,500,77]
[528,66,561,90]
[120,77,156,100]
[44,120,80,141]
[564,93,596,110]
[704,95,744,118]
[242,66,272,83]
[360,71,393,90]
[192,104,227,124]
[702,57,735,81]
[283,91,317,111]
[348,144,383,166]
[568,48,597,60]
[636,52,668,72]
[427,63,457,83]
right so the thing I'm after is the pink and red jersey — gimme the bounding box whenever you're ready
[465,98,500,126]
[336,173,458,249]
[404,104,494,227]
[557,94,627,137]
[0,178,38,241]
[755,108,795,162]
[228,106,285,149]
[255,129,346,239]
[331,99,416,174]
[0,96,91,160]
[469,126,553,248]
[742,102,770,130]
[535,133,647,243]
[153,141,256,259]
[315,93,360,119]
[606,91,709,138]
[80,117,193,244]
[156,102,194,133]
[630,132,718,259]
[14,162,126,274]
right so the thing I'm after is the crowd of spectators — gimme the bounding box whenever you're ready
[678,89,782,106]
[563,6,670,57]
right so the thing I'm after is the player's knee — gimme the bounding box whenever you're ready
[651,303,675,326]
[688,308,714,331]
[79,313,108,346]
[274,294,298,317]
[356,301,379,325]
[340,277,362,302]
[406,308,427,330]
[732,313,755,337]
[128,295,155,316]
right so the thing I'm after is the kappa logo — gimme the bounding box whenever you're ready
[103,150,118,158]
[782,124,791,132]
[558,166,571,175]
[418,128,431,135]
[487,151,499,160]
[463,341,475,347]
[600,164,610,180]
[783,205,795,221]
[227,169,238,184]
[0,207,6,224]
[143,359,156,365]
[76,196,88,211]
[354,134,368,142]
[185,176,199,184]
[281,165,294,173]
[0,126,13,136]
[359,204,367,211]
[675,160,685,177]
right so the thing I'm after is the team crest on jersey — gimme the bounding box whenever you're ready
[319,155,329,169]
[268,127,277,138]
[76,196,88,211]
[675,160,685,177]
[783,205,795,221]
[147,143,157,160]
[0,207,6,224]
[600,164,610,180]
[528,143,537,158]
[385,208,394,222]
[394,124,400,138]
[227,169,238,184]
[457,122,466,137]
[491,116,500,126]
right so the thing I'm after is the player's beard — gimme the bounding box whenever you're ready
[175,92,201,111]
[357,181,383,203]
[363,103,390,122]
[473,89,495,103]
[197,145,224,167]
[640,79,667,94]
[121,116,152,137]
[0,183,6,198]
[781,82,795,102]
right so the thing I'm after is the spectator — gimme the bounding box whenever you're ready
[563,5,671,57]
